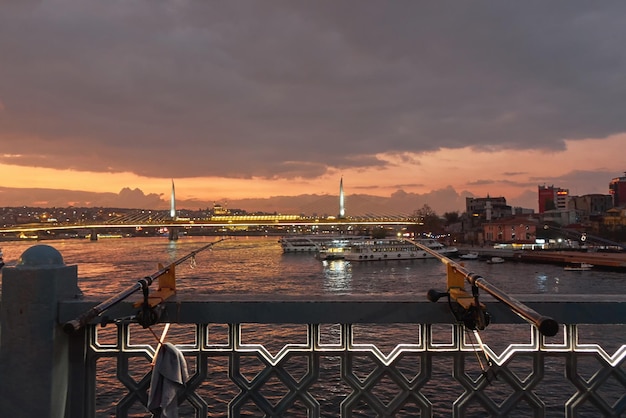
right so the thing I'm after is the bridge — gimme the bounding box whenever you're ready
[0,180,420,239]
[0,213,419,237]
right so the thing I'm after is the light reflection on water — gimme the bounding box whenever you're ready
[322,259,353,293]
[2,236,625,298]
[1,236,625,416]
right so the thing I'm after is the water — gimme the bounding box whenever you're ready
[3,236,624,298]
[1,236,625,417]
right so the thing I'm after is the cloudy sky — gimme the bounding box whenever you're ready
[1,1,625,215]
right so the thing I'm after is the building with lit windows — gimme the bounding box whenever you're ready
[609,172,626,208]
[465,196,512,222]
[538,185,570,213]
[483,216,538,244]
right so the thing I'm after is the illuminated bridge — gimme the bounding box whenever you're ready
[0,212,419,238]
[0,180,420,239]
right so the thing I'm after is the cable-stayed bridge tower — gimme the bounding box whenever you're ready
[338,177,346,219]
[169,180,179,240]
[170,179,176,219]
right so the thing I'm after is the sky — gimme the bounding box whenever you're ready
[1,1,625,216]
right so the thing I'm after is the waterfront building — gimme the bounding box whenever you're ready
[568,194,613,222]
[482,216,538,244]
[603,207,626,230]
[538,185,570,213]
[463,196,513,245]
[540,209,580,227]
[465,196,512,222]
[609,172,626,208]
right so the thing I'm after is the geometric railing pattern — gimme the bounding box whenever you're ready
[84,322,626,417]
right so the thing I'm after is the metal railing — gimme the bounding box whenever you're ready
[58,296,626,417]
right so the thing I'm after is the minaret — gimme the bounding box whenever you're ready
[170,179,176,219]
[338,177,345,219]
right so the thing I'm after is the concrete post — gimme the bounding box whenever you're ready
[0,245,83,418]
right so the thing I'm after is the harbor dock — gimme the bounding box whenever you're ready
[457,247,626,270]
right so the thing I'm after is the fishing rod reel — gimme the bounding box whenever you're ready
[428,269,500,384]
[427,283,491,331]
[428,282,497,383]
[102,276,165,329]
[134,277,165,328]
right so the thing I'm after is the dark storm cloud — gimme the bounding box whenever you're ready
[1,1,625,179]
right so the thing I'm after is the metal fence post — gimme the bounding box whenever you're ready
[0,245,82,418]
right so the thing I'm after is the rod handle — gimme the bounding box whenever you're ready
[63,307,99,334]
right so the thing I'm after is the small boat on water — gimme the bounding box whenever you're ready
[486,256,505,264]
[459,252,479,260]
[322,237,457,262]
[564,262,593,271]
[0,247,4,268]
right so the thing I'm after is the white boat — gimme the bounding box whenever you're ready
[459,252,479,260]
[279,235,366,254]
[334,238,455,262]
[414,238,459,257]
[564,262,593,271]
[486,256,505,264]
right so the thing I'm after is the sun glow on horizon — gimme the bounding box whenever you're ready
[0,134,624,206]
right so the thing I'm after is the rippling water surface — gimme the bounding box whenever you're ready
[2,236,625,417]
[3,236,625,298]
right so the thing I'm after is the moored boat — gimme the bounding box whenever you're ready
[459,252,479,260]
[330,238,457,262]
[486,256,505,264]
[564,262,593,271]
[279,235,367,254]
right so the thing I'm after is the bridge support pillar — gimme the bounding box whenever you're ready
[0,244,83,418]
[168,226,179,241]
[90,228,98,241]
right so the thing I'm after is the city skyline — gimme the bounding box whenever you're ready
[1,3,625,215]
[0,174,620,219]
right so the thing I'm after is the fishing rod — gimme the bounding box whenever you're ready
[63,238,227,334]
[411,239,559,337]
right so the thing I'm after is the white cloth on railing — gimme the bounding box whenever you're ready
[148,342,189,418]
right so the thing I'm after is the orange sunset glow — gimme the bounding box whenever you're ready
[1,3,625,215]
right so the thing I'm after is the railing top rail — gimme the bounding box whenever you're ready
[58,295,626,326]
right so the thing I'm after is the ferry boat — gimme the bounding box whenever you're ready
[279,235,367,254]
[333,238,457,262]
